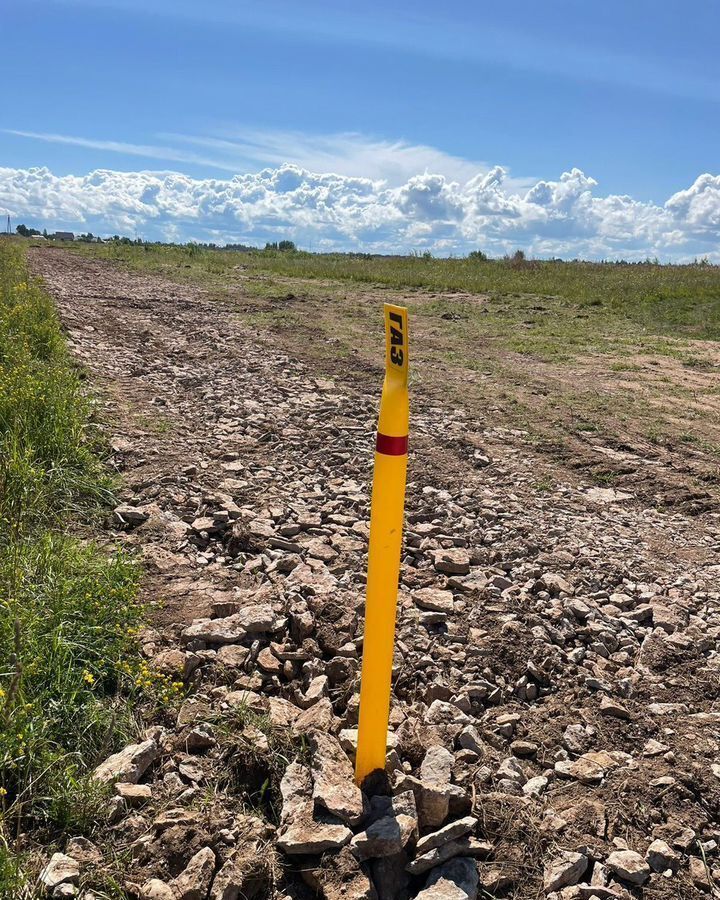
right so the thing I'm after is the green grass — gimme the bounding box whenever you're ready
[0,241,144,894]
[71,242,720,342]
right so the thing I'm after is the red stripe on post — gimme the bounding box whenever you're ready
[376,432,409,455]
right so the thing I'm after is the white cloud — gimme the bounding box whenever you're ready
[4,129,244,173]
[1,159,719,261]
[7,127,498,188]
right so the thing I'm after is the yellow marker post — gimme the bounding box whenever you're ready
[355,303,409,785]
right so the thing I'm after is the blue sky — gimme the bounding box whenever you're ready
[2,0,719,258]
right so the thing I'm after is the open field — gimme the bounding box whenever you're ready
[70,241,720,512]
[10,241,718,899]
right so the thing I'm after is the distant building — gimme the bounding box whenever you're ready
[51,231,75,241]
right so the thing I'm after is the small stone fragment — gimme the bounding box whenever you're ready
[416,816,477,855]
[171,846,216,900]
[646,839,679,874]
[310,731,365,825]
[431,549,471,575]
[93,739,157,784]
[543,850,588,892]
[115,782,152,807]
[114,503,148,526]
[415,856,480,899]
[40,854,80,891]
[351,790,418,860]
[605,850,651,885]
[407,837,492,875]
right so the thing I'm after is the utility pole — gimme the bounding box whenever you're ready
[6,215,10,235]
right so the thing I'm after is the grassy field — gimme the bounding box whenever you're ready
[62,240,720,503]
[77,242,720,342]
[0,241,145,896]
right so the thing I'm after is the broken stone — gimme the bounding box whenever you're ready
[93,739,157,784]
[599,697,631,720]
[216,644,250,669]
[297,674,329,708]
[115,782,152,807]
[209,816,274,899]
[310,731,365,825]
[414,588,455,613]
[256,646,282,674]
[114,503,149,526]
[152,648,198,680]
[301,846,375,900]
[457,726,484,756]
[407,837,492,875]
[181,605,276,644]
[543,851,588,892]
[184,723,216,753]
[266,695,301,727]
[416,857,479,900]
[425,700,471,726]
[415,816,477,856]
[351,790,418,860]
[605,850,651,886]
[555,755,605,784]
[372,852,411,900]
[540,572,574,596]
[140,880,175,900]
[171,847,216,900]
[40,854,80,891]
[646,839,679,874]
[293,697,339,735]
[431,549,471,575]
[276,761,352,855]
[688,856,712,891]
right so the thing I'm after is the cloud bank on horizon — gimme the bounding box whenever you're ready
[1,155,719,261]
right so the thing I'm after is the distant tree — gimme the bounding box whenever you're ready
[15,224,40,237]
[468,250,488,261]
[43,228,48,238]
[225,243,260,252]
[278,240,296,251]
[512,249,525,262]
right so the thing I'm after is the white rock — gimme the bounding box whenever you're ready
[543,850,588,891]
[172,846,216,900]
[606,849,651,885]
[310,732,365,825]
[40,854,80,890]
[92,739,157,784]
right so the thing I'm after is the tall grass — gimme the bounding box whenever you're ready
[240,253,720,340]
[0,241,143,893]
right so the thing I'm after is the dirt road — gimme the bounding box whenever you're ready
[30,246,720,899]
